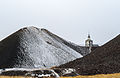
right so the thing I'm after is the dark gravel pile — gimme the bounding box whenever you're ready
[0,26,86,69]
[59,34,120,75]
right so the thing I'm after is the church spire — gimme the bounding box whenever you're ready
[85,34,93,47]
[85,34,93,53]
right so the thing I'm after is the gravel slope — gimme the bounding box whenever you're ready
[59,34,120,75]
[0,26,83,68]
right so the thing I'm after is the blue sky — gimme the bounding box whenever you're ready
[0,0,120,45]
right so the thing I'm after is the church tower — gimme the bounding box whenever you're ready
[85,34,93,47]
[85,34,93,53]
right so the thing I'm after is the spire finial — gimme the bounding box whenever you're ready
[88,34,90,38]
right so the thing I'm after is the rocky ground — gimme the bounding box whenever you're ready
[0,27,85,68]
[59,34,120,75]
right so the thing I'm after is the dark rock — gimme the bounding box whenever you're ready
[59,34,120,75]
[0,26,83,69]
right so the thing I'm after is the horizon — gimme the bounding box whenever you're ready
[0,0,120,45]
